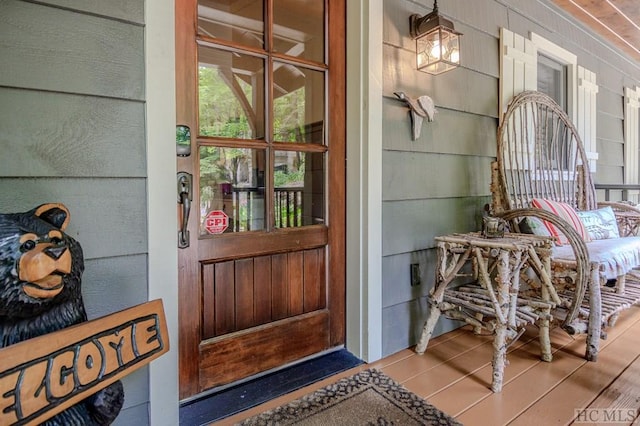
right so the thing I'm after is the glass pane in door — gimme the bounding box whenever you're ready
[274,151,324,228]
[273,0,324,63]
[198,0,264,49]
[273,63,324,144]
[200,147,266,234]
[198,45,265,139]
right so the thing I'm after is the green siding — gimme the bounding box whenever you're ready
[382,152,493,201]
[0,178,147,259]
[383,100,497,156]
[0,88,145,177]
[0,0,149,423]
[36,0,144,24]
[0,0,144,100]
[382,197,490,256]
[382,249,437,308]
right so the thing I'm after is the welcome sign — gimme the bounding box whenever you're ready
[0,299,169,425]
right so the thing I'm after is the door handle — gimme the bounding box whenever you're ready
[177,172,193,248]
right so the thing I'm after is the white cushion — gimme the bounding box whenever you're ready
[552,236,640,279]
[576,206,620,240]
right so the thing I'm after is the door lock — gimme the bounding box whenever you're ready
[177,172,193,248]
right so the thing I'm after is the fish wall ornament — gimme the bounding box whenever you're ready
[394,92,437,140]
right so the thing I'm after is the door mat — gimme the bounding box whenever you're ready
[239,368,461,425]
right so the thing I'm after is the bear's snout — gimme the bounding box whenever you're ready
[18,242,72,299]
[44,245,67,261]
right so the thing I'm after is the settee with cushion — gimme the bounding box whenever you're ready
[491,91,640,361]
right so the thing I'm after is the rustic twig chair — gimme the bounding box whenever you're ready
[491,90,640,361]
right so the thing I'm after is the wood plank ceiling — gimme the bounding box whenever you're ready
[551,0,640,63]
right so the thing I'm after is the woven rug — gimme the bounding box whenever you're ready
[238,368,461,425]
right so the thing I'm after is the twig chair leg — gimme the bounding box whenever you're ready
[416,303,441,354]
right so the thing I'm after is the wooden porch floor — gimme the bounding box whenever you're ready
[219,305,640,425]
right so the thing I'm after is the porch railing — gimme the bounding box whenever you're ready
[274,187,303,228]
[595,183,640,202]
[229,187,303,231]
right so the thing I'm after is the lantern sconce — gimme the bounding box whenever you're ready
[409,0,462,75]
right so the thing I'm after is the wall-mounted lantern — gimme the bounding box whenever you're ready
[409,0,462,75]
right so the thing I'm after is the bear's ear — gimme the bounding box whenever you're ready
[34,203,71,231]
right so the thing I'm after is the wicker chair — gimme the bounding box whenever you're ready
[491,90,640,361]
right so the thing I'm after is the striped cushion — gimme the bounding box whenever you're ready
[531,198,591,245]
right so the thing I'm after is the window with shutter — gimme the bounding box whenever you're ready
[624,86,640,201]
[577,67,599,172]
[499,29,598,173]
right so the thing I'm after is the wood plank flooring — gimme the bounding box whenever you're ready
[218,306,640,425]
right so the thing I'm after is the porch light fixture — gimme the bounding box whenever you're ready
[409,0,462,75]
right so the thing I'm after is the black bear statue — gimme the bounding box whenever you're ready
[0,203,124,425]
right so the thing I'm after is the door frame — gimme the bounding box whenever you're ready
[344,0,384,362]
[144,0,384,422]
[146,1,179,425]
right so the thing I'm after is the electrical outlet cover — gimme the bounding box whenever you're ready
[410,263,421,286]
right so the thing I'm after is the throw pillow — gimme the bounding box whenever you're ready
[576,206,620,240]
[519,216,552,238]
[531,198,591,245]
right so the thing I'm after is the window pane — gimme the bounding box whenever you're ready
[200,147,266,234]
[537,54,567,111]
[274,151,324,228]
[198,0,264,50]
[273,0,324,63]
[273,63,324,143]
[537,55,569,169]
[198,46,265,139]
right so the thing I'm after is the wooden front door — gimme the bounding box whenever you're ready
[175,0,346,399]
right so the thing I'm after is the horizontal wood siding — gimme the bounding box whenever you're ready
[596,165,625,186]
[382,249,437,309]
[381,0,640,357]
[201,249,327,340]
[382,197,490,257]
[0,178,147,260]
[597,139,624,168]
[598,88,625,119]
[0,0,143,100]
[383,100,497,156]
[0,88,145,178]
[382,152,494,201]
[82,255,148,319]
[0,0,148,424]
[35,0,144,24]
[116,368,149,413]
[383,45,499,118]
[598,112,625,144]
